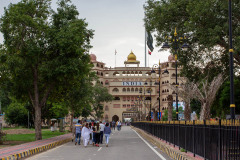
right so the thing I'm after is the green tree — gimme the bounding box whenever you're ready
[0,0,93,140]
[91,83,113,120]
[162,106,184,121]
[144,0,240,81]
[5,101,28,126]
[211,78,240,118]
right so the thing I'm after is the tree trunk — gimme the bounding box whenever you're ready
[34,105,42,140]
[70,111,74,132]
[184,102,191,121]
[200,102,208,120]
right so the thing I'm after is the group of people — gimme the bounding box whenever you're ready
[72,120,111,148]
[110,120,122,131]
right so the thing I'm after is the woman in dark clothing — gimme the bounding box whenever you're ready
[94,122,101,147]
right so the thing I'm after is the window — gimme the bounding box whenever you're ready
[112,88,119,92]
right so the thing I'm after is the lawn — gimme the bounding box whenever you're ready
[6,130,68,142]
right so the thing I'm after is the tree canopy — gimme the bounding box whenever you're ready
[144,0,240,81]
[0,0,94,140]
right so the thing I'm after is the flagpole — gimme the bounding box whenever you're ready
[114,49,117,68]
[145,30,147,67]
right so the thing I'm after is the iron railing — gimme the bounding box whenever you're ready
[132,120,240,160]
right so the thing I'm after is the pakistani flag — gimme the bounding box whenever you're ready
[147,32,154,52]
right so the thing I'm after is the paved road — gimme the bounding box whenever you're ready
[26,126,172,160]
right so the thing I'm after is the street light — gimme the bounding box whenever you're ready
[145,79,152,121]
[151,61,169,121]
[162,28,189,120]
[228,0,235,120]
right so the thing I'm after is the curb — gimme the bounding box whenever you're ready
[132,126,198,160]
[0,138,71,160]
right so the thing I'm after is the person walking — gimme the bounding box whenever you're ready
[117,120,121,131]
[104,123,111,147]
[71,121,76,142]
[81,123,92,148]
[75,120,82,145]
[99,121,105,144]
[92,122,96,146]
[112,120,116,130]
[94,122,101,147]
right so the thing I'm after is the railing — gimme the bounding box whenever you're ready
[132,120,240,160]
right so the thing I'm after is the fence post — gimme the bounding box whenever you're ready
[219,119,222,160]
[178,120,180,150]
[173,120,175,147]
[185,121,187,153]
[193,120,195,157]
[204,120,206,160]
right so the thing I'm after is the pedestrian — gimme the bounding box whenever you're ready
[71,121,76,142]
[104,122,111,147]
[81,123,92,148]
[75,120,82,145]
[89,123,93,145]
[112,120,116,130]
[92,122,96,146]
[100,121,105,144]
[94,122,101,147]
[117,120,121,131]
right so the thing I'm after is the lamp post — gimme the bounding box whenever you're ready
[145,79,152,121]
[228,0,235,120]
[151,62,169,121]
[162,28,188,120]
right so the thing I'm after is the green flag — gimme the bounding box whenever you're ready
[147,32,154,52]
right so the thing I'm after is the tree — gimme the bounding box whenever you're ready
[191,74,225,120]
[0,0,93,140]
[91,83,113,120]
[144,0,240,81]
[5,101,28,126]
[169,81,196,121]
[211,78,240,118]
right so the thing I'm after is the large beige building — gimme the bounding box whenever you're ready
[90,51,185,122]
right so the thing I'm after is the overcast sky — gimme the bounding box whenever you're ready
[0,0,170,68]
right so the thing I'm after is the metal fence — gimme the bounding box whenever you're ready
[132,120,240,160]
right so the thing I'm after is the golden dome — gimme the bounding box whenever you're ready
[127,51,137,62]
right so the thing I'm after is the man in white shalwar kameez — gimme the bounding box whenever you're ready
[81,123,92,147]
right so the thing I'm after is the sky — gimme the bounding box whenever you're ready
[0,0,170,68]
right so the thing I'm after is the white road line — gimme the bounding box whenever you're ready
[97,147,102,151]
[132,129,166,160]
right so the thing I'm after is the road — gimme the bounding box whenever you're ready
[26,126,172,160]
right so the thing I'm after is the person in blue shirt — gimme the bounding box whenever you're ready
[75,120,82,145]
[104,122,111,147]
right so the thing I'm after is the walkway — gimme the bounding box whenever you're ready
[26,126,172,160]
[0,133,71,160]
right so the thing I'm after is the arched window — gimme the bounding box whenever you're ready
[112,88,119,92]
[127,88,130,92]
[172,73,176,77]
[135,88,138,92]
[105,114,109,121]
[131,88,134,92]
[172,91,176,94]
[105,106,109,111]
[162,98,164,101]
[105,80,109,85]
[114,97,120,100]
[113,71,120,76]
[167,89,169,92]
[122,88,126,92]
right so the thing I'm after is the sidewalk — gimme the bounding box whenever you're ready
[0,133,71,160]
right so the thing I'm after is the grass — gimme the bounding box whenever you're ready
[2,126,34,131]
[6,130,68,142]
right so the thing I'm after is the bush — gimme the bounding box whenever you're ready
[0,130,7,144]
[5,102,28,126]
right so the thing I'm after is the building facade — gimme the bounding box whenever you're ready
[90,51,185,122]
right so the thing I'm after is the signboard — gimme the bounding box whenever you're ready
[122,81,143,86]
[173,102,185,110]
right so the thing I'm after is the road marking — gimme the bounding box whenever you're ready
[132,129,166,160]
[97,147,102,151]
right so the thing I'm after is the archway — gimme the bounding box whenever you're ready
[112,115,119,122]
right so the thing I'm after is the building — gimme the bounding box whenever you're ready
[90,51,185,122]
